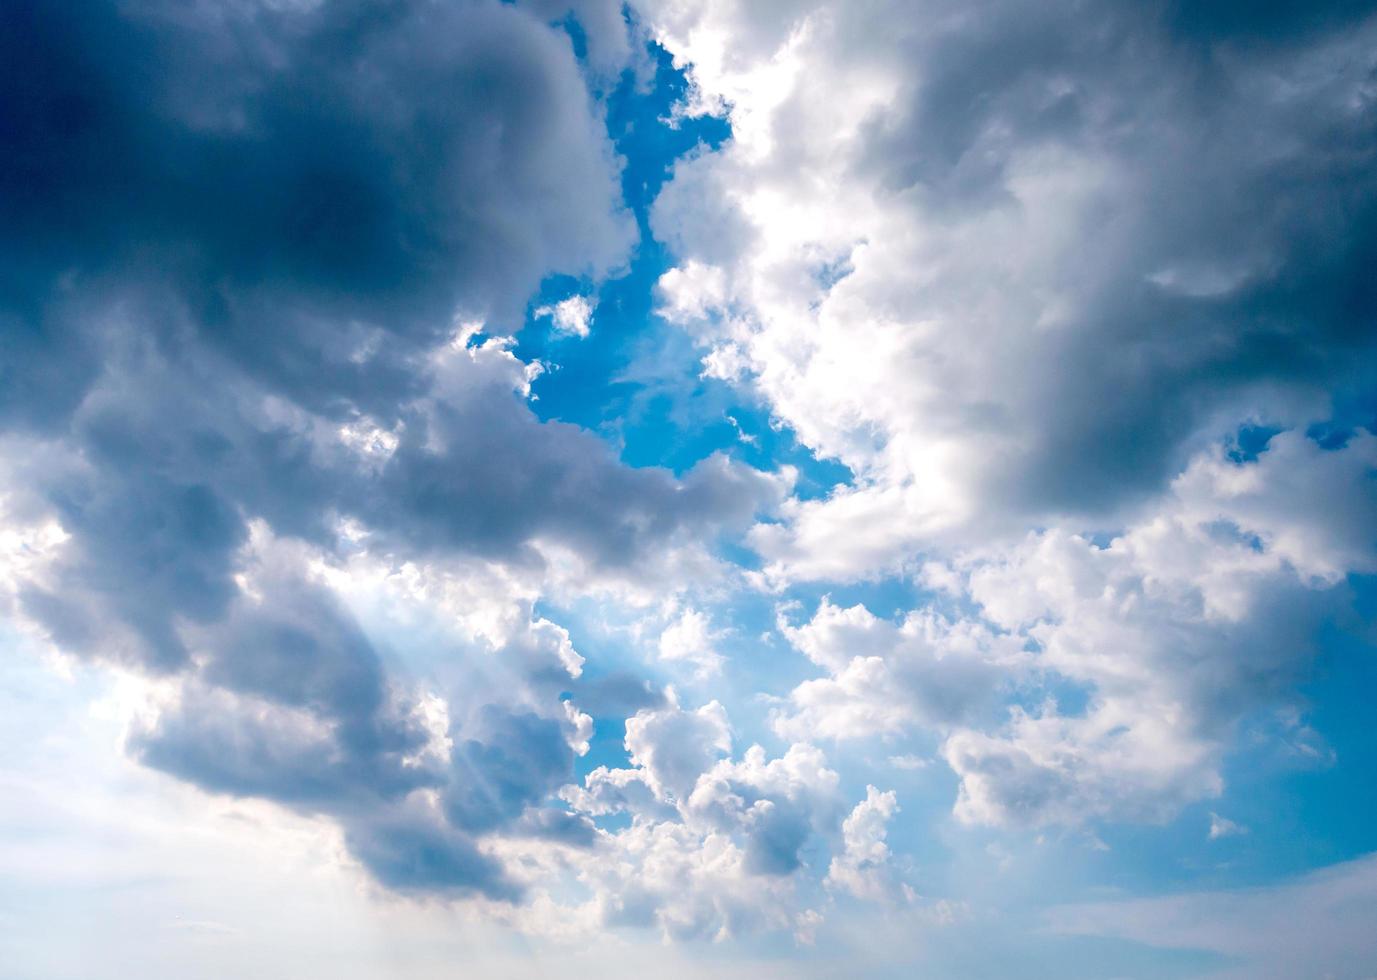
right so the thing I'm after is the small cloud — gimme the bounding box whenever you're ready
[701,342,749,381]
[793,908,824,946]
[726,413,759,447]
[1208,812,1248,840]
[887,754,930,771]
[533,294,593,338]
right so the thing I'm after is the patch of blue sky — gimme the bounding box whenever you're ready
[910,931,1233,980]
[512,38,727,427]
[508,31,853,502]
[1208,573,1377,877]
[780,576,942,624]
[1225,421,1283,463]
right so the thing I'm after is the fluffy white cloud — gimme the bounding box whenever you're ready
[638,0,1377,581]
[949,433,1377,826]
[763,431,1377,828]
[624,693,733,801]
[534,294,595,339]
[826,786,909,903]
[658,607,726,676]
[775,599,1024,740]
[554,696,910,939]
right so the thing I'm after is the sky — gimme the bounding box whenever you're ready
[2,1,1377,977]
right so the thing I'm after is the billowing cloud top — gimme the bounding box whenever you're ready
[2,0,1376,976]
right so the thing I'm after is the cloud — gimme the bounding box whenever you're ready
[1208,812,1248,841]
[624,693,733,801]
[3,0,1377,954]
[1048,852,1377,980]
[640,0,1377,579]
[774,598,1023,741]
[534,294,595,338]
[826,786,909,903]
[518,0,639,77]
[445,707,582,834]
[558,696,901,939]
[1,0,642,434]
[0,0,788,908]
[685,742,843,875]
[756,432,1377,829]
[942,434,1377,827]
[658,607,726,676]
[344,807,522,902]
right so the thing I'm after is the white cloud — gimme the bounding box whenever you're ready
[1208,812,1248,841]
[658,607,725,676]
[758,432,1377,829]
[826,786,910,903]
[774,598,1024,741]
[941,433,1377,827]
[624,692,733,802]
[554,695,912,939]
[534,294,595,338]
[638,0,1377,583]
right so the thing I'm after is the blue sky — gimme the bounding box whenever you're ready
[2,2,1377,978]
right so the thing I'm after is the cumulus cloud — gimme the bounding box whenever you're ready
[742,430,1377,831]
[558,696,903,939]
[4,0,1377,956]
[934,434,1375,828]
[775,598,1023,741]
[1,0,641,431]
[635,0,1377,838]
[826,786,909,903]
[0,0,783,906]
[658,607,726,676]
[623,693,733,801]
[534,294,595,339]
[640,0,1377,579]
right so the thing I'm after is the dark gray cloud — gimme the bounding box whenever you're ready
[344,808,523,901]
[132,682,433,810]
[0,0,777,901]
[444,707,576,834]
[0,0,635,427]
[859,0,1377,515]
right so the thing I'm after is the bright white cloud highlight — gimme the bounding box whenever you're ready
[534,295,595,338]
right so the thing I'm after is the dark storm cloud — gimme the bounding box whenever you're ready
[0,0,777,900]
[0,0,634,421]
[850,0,1377,517]
[1163,0,1377,45]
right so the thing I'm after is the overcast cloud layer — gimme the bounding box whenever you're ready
[2,1,1376,977]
